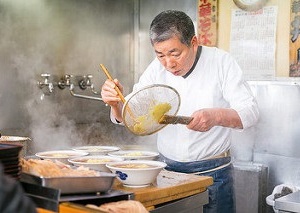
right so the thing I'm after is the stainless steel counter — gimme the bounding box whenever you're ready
[275,190,300,212]
[150,190,208,213]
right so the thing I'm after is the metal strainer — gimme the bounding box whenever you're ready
[99,64,192,136]
[122,84,181,136]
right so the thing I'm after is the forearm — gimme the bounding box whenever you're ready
[110,102,123,123]
[214,108,243,129]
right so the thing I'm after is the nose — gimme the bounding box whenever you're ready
[164,57,176,70]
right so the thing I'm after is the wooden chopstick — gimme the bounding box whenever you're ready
[100,64,126,103]
[99,64,136,123]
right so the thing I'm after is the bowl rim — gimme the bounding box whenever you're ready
[0,136,31,141]
[106,160,167,171]
[72,145,120,153]
[35,150,89,159]
[68,155,124,165]
[107,150,159,158]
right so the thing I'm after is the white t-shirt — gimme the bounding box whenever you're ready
[114,46,259,162]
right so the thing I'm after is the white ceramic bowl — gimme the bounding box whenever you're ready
[108,150,159,160]
[72,146,120,155]
[35,150,89,164]
[68,155,124,172]
[106,160,167,187]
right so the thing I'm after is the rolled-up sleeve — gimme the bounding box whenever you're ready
[222,56,259,130]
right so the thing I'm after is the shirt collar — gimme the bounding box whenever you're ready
[182,46,202,79]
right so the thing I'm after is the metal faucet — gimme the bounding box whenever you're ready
[38,73,103,102]
[37,74,54,95]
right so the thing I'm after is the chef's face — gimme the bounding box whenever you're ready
[153,35,198,76]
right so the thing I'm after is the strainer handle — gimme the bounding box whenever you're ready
[159,115,193,125]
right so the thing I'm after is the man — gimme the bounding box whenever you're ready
[101,10,259,212]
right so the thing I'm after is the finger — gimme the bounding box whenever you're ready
[113,79,123,93]
[102,80,118,95]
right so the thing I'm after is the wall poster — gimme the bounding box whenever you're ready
[198,0,218,46]
[230,6,277,80]
[290,0,300,77]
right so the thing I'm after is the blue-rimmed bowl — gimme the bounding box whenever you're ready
[106,160,166,187]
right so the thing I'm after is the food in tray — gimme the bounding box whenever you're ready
[21,158,101,177]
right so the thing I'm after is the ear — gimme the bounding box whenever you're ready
[191,36,198,47]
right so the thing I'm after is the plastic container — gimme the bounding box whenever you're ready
[266,184,299,212]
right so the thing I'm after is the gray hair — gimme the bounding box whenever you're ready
[149,10,195,47]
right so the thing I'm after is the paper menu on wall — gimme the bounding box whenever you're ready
[229,6,278,80]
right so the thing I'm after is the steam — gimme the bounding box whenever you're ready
[0,0,106,153]
[12,49,85,154]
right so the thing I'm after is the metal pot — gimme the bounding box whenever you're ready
[0,136,31,157]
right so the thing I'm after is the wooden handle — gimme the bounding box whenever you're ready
[175,116,193,124]
[100,64,126,103]
[159,115,193,125]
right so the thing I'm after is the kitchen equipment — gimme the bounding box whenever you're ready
[106,160,167,187]
[21,181,60,212]
[100,64,192,136]
[56,170,212,213]
[0,136,30,157]
[113,170,213,211]
[20,172,116,194]
[59,190,133,209]
[122,84,182,136]
[0,143,23,179]
[21,181,133,212]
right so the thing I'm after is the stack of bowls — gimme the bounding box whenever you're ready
[0,143,23,179]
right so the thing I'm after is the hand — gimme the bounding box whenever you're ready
[187,109,218,132]
[101,79,124,107]
[187,108,243,131]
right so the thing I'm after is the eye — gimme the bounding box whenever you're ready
[172,53,181,58]
[171,51,181,58]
